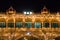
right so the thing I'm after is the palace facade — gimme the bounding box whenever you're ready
[0,6,60,40]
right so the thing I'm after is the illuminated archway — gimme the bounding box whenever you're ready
[25,18,32,28]
[16,34,43,40]
[0,18,6,28]
[8,18,14,28]
[17,36,40,40]
[43,19,50,28]
[34,18,42,28]
[51,19,59,28]
[15,18,23,28]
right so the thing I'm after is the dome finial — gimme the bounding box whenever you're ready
[43,5,47,9]
[41,5,49,14]
[8,6,14,11]
[6,6,16,15]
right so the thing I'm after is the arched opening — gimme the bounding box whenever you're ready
[0,18,6,28]
[43,19,49,28]
[34,18,42,28]
[17,36,41,40]
[25,18,32,28]
[15,18,23,28]
[8,18,14,28]
[51,19,59,28]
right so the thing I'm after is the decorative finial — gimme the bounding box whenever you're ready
[43,6,47,9]
[41,6,48,14]
[8,6,15,11]
[6,6,16,14]
[42,6,48,11]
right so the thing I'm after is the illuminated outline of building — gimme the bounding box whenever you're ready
[0,6,60,40]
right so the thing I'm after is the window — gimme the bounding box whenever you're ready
[34,22,42,28]
[44,22,49,28]
[51,22,59,28]
[25,22,32,28]
[8,22,14,28]
[15,22,23,28]
[0,22,6,28]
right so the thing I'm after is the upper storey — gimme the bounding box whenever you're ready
[5,6,60,15]
[0,6,60,17]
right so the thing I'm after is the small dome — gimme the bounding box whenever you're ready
[42,6,48,12]
[6,6,16,15]
[8,6,15,11]
[41,6,49,14]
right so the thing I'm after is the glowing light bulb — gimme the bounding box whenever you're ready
[26,32,31,35]
[30,12,32,14]
[27,12,29,14]
[24,12,26,14]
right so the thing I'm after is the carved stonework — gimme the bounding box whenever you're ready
[0,6,60,40]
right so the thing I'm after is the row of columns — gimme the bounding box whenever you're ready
[0,17,60,28]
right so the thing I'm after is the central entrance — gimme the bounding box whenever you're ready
[17,36,41,40]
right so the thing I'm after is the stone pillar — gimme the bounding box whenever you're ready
[42,22,43,28]
[32,16,35,28]
[14,17,15,28]
[49,21,51,28]
[49,20,51,31]
[13,17,16,33]
[6,18,8,28]
[23,17,25,28]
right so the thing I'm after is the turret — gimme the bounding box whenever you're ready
[41,6,49,14]
[6,6,16,15]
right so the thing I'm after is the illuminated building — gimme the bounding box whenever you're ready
[0,6,60,40]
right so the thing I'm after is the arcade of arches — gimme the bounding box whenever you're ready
[0,6,60,40]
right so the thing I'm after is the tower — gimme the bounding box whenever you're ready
[6,6,16,15]
[41,6,49,14]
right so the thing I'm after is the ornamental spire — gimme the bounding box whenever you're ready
[41,6,49,14]
[8,6,15,11]
[6,6,16,15]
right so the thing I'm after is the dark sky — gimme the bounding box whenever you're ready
[0,0,60,12]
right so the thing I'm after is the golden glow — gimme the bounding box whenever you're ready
[0,6,60,40]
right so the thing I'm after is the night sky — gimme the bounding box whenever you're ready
[0,0,60,12]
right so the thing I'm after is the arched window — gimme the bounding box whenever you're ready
[44,22,49,28]
[25,18,32,28]
[51,20,59,28]
[0,18,6,28]
[51,22,59,28]
[15,18,23,28]
[34,18,42,28]
[8,19,14,28]
[43,20,49,28]
[15,22,23,28]
[25,22,32,28]
[34,22,42,28]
